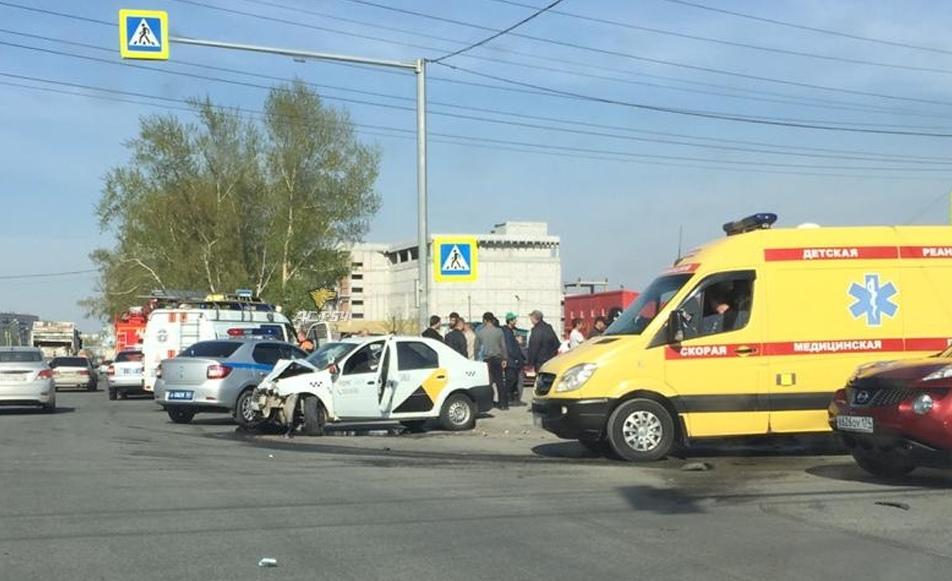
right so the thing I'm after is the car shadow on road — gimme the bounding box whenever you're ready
[0,406,75,416]
[616,485,705,514]
[806,463,952,488]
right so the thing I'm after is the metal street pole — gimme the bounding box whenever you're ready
[168,36,430,330]
[415,59,429,332]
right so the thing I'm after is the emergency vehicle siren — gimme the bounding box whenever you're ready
[722,213,778,236]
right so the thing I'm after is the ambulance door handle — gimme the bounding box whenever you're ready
[734,345,757,356]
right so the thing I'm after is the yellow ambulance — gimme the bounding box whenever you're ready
[532,213,952,461]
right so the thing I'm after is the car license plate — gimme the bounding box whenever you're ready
[0,374,27,382]
[167,390,194,401]
[836,415,874,433]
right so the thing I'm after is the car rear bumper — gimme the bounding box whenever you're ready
[53,377,92,388]
[532,397,612,440]
[153,380,236,411]
[109,377,145,389]
[0,379,54,405]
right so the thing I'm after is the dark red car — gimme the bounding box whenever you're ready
[829,355,952,478]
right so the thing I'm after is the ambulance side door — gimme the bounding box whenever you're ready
[385,340,449,418]
[660,270,769,437]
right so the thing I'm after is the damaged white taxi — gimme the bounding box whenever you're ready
[253,335,493,435]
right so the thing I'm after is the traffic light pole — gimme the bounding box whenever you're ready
[169,36,430,330]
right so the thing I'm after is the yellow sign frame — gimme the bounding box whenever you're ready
[433,236,478,283]
[119,9,169,60]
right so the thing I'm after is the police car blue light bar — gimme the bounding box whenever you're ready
[723,213,778,236]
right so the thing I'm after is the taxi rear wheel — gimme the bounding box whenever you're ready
[851,449,915,479]
[606,399,675,462]
[440,393,476,431]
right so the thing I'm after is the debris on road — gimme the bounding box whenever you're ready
[681,461,714,472]
[258,558,278,567]
[875,500,910,511]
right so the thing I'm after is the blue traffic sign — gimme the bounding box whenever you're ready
[119,9,169,60]
[433,237,478,282]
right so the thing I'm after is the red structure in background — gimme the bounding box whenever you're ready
[114,306,148,353]
[563,289,638,338]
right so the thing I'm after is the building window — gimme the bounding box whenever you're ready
[352,287,363,294]
[352,313,365,319]
[351,300,364,306]
[351,262,363,268]
[409,247,418,260]
[351,274,363,280]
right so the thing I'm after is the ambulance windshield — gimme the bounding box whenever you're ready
[605,274,693,336]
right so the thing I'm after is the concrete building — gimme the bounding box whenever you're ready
[339,222,562,332]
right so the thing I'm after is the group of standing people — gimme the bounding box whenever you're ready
[422,310,561,410]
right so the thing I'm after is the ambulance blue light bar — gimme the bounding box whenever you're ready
[723,213,778,236]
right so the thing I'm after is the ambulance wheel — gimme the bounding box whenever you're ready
[606,399,675,462]
[851,449,915,479]
[234,389,262,428]
[440,393,476,431]
[400,420,428,433]
[167,407,195,424]
[300,396,326,436]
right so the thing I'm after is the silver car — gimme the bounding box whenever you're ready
[107,350,146,400]
[154,338,306,426]
[0,347,56,411]
[50,356,97,391]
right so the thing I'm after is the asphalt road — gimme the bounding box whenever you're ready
[1,390,951,581]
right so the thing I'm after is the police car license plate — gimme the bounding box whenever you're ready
[167,390,194,401]
[836,415,874,433]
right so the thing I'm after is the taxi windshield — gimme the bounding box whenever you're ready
[307,342,358,370]
[605,273,693,336]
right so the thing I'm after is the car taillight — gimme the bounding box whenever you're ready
[78,369,89,376]
[107,365,115,376]
[37,369,53,379]
[207,364,232,379]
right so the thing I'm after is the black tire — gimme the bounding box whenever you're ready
[605,398,676,462]
[439,393,476,431]
[42,399,56,413]
[234,389,263,428]
[300,395,326,436]
[118,390,128,400]
[851,449,916,479]
[401,420,428,433]
[86,382,96,392]
[108,386,118,401]
[167,407,196,424]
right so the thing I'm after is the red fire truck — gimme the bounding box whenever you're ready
[563,289,639,337]
[114,307,148,353]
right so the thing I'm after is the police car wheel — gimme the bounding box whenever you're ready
[606,399,674,462]
[851,449,915,479]
[440,393,476,431]
[234,389,262,427]
[300,396,326,436]
[167,407,195,424]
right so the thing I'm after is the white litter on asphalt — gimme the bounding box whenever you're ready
[258,558,278,567]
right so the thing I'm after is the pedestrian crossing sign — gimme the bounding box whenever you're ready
[434,237,478,282]
[119,9,169,60]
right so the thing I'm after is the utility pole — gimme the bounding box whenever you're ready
[167,36,431,330]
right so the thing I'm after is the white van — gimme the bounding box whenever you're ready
[142,297,294,392]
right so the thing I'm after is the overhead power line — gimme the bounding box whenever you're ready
[0,269,98,280]
[9,29,952,164]
[432,0,562,63]
[5,71,952,173]
[484,0,952,75]
[658,0,952,57]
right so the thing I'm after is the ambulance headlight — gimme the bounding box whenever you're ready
[555,364,597,393]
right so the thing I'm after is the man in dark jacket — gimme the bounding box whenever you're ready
[501,312,525,405]
[422,315,443,342]
[444,316,468,358]
[527,310,560,372]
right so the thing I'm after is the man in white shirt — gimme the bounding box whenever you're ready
[568,318,585,349]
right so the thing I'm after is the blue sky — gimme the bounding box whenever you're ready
[4,0,952,331]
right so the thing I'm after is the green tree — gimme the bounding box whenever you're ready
[83,82,380,319]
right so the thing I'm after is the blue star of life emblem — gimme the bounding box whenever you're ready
[848,274,898,326]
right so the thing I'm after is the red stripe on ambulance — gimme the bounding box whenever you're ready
[899,246,952,259]
[764,246,898,261]
[667,337,952,359]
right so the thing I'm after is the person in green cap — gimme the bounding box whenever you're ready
[502,312,526,405]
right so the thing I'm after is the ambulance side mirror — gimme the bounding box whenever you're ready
[666,310,686,344]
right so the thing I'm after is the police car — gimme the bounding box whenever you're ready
[254,335,492,434]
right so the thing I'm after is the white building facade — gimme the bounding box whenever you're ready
[343,222,562,331]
